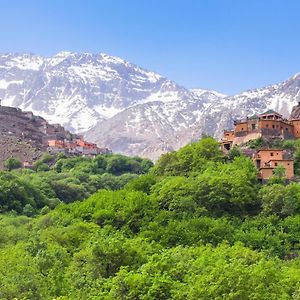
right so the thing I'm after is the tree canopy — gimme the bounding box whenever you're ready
[1,138,300,299]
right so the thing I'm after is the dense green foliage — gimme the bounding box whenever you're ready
[4,157,22,171]
[0,153,153,215]
[1,137,300,299]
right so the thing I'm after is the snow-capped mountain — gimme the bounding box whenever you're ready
[86,73,300,160]
[1,51,300,160]
[0,52,195,132]
[202,73,300,139]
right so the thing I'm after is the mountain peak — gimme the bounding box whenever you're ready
[54,51,73,56]
[291,72,300,81]
[1,51,299,160]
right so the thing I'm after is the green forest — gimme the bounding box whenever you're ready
[1,137,300,299]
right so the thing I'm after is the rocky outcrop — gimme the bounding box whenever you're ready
[0,105,77,168]
[290,102,300,119]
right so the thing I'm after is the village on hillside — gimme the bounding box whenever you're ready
[220,103,300,181]
[0,104,111,169]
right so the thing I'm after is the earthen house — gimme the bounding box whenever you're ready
[220,108,299,180]
[253,149,294,180]
[221,109,300,151]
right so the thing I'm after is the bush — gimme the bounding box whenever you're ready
[4,158,22,171]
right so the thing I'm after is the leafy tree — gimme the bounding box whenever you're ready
[227,145,242,161]
[153,137,223,176]
[4,158,22,171]
[125,173,158,194]
[23,203,35,217]
[151,176,199,213]
[259,183,300,217]
[194,157,259,216]
[36,163,50,172]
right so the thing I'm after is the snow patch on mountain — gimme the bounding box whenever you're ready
[1,51,300,159]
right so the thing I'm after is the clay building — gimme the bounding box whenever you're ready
[253,149,294,180]
[221,109,300,151]
[220,108,299,180]
[48,140,65,148]
[47,136,107,156]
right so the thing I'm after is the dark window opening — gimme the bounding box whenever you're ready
[271,152,274,156]
[272,125,275,128]
[224,143,231,151]
[275,162,278,166]
[256,160,261,169]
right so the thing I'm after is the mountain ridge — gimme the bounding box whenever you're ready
[1,51,300,159]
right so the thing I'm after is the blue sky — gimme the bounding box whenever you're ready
[0,0,300,94]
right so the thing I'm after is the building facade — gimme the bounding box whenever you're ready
[252,149,294,180]
[221,109,300,151]
[220,109,298,180]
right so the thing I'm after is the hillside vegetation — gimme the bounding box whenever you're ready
[1,137,300,299]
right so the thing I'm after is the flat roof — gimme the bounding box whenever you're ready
[257,149,284,152]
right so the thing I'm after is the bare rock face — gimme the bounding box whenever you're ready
[0,106,46,167]
[290,103,300,119]
[0,104,78,168]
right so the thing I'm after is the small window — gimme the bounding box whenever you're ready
[286,128,289,131]
[288,163,290,166]
[275,162,278,166]
[276,153,279,155]
[241,127,244,130]
[252,124,256,130]
[272,125,275,128]
[271,152,274,156]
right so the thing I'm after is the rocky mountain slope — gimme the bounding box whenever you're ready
[0,106,46,167]
[87,73,300,159]
[0,52,198,132]
[1,52,300,160]
[202,73,300,139]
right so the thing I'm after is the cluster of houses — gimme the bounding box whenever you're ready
[0,104,111,169]
[21,110,111,157]
[220,106,300,181]
[47,136,110,156]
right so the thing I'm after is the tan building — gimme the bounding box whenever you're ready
[221,109,300,151]
[220,109,297,180]
[48,140,64,148]
[253,149,294,180]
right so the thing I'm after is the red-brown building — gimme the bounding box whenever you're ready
[221,110,300,151]
[220,109,298,180]
[48,140,64,148]
[47,136,106,156]
[253,149,294,180]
